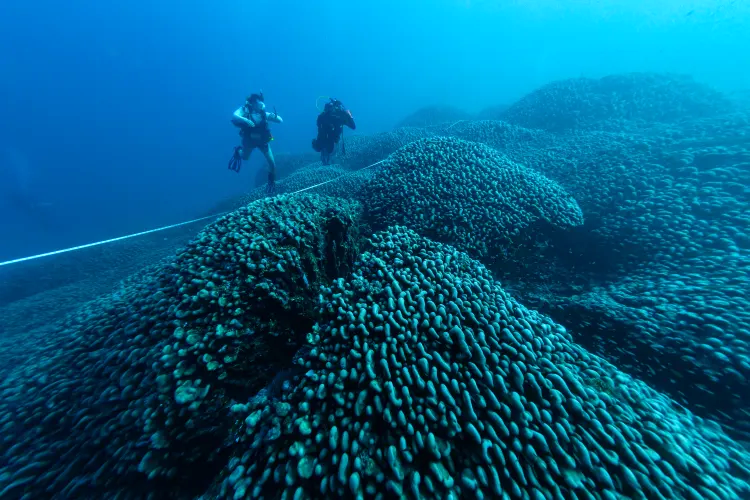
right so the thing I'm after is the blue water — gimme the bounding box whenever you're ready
[0,0,747,261]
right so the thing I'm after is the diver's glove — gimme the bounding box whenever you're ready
[266,170,276,194]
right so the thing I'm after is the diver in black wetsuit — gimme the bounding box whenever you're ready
[311,98,356,165]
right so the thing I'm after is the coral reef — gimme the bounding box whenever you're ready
[0,195,363,498]
[502,72,736,133]
[2,71,749,499]
[250,151,322,189]
[216,227,750,499]
[361,137,584,264]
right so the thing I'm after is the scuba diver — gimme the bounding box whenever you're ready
[311,98,356,165]
[228,91,283,191]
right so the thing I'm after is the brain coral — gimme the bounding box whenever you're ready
[216,226,750,499]
[361,137,584,263]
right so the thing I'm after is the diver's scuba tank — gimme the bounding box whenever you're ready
[241,98,275,144]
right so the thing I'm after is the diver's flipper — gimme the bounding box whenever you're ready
[266,172,276,195]
[228,146,242,172]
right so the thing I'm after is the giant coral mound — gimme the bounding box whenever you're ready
[214,227,750,499]
[361,137,584,262]
[506,119,750,435]
[4,199,749,499]
[502,72,736,133]
[0,194,364,498]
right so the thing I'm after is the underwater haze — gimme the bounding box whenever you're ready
[3,0,750,499]
[0,0,748,260]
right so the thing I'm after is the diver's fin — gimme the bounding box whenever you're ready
[228,146,242,172]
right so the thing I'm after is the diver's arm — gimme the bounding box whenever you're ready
[266,111,283,124]
[335,109,356,130]
[232,107,255,127]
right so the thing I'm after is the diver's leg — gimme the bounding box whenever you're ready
[261,145,276,185]
[240,135,254,161]
[323,141,334,165]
